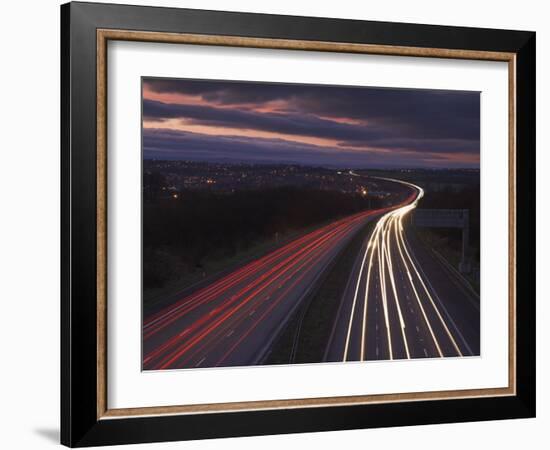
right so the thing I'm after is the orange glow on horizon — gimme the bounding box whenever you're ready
[143,118,342,149]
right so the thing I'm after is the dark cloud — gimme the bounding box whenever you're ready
[342,137,480,154]
[144,78,480,141]
[143,128,478,169]
[143,99,390,145]
[143,78,480,168]
[143,99,478,156]
[146,78,296,104]
[292,88,480,141]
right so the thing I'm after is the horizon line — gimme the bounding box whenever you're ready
[143,158,480,171]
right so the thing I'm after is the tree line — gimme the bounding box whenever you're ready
[143,187,378,290]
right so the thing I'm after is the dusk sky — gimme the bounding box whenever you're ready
[142,78,480,169]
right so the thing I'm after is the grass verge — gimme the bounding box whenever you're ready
[264,221,375,365]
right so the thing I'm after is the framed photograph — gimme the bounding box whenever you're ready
[61,2,536,447]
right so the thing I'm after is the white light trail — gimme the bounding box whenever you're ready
[393,212,444,357]
[397,221,464,356]
[377,215,393,359]
[342,176,464,361]
[342,234,372,361]
[359,234,378,360]
[384,216,411,359]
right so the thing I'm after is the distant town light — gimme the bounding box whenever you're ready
[172,193,179,199]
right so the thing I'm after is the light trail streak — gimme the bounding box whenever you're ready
[143,210,373,338]
[178,222,353,368]
[359,233,378,360]
[343,176,464,361]
[342,191,414,362]
[377,215,393,359]
[342,234,371,361]
[147,215,358,368]
[144,175,469,370]
[398,227,464,356]
[383,216,411,359]
[144,212,364,340]
[392,214,444,357]
[144,202,388,370]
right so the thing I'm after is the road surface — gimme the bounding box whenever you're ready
[325,179,479,362]
[143,177,479,370]
[142,199,409,370]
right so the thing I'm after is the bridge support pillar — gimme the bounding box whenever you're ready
[413,208,472,274]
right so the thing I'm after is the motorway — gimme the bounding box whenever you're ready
[143,200,405,370]
[143,178,479,370]
[325,179,479,362]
